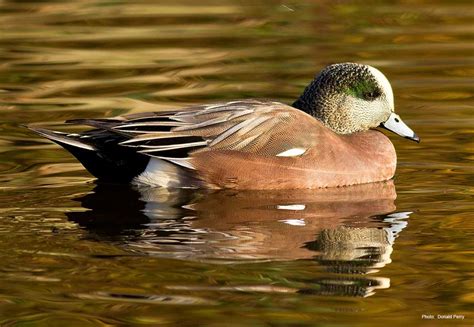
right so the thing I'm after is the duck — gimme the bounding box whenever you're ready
[27,62,419,190]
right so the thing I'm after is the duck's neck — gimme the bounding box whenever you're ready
[291,75,325,117]
[292,95,349,135]
[292,94,328,125]
[292,98,315,116]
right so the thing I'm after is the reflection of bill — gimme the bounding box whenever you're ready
[68,180,411,297]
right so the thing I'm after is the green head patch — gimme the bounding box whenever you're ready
[344,80,381,101]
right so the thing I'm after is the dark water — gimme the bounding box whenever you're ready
[0,1,473,325]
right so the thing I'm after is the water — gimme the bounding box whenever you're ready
[0,1,473,325]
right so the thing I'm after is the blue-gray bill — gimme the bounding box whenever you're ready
[380,113,420,143]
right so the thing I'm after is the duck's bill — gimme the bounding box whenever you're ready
[380,113,420,143]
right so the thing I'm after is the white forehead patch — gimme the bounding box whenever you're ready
[367,66,394,110]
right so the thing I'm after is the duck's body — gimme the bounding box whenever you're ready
[183,101,397,189]
[28,63,418,189]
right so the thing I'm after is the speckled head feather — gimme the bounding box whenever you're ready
[293,63,395,134]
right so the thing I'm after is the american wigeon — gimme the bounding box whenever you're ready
[27,62,419,189]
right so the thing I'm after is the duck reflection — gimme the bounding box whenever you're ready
[67,181,410,297]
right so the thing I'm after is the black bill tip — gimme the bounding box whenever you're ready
[405,133,420,143]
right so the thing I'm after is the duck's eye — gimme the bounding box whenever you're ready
[362,89,381,100]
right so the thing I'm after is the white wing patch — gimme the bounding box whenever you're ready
[276,148,307,157]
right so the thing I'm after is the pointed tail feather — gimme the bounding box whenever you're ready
[25,124,149,183]
[25,125,96,151]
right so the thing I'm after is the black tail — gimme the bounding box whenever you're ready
[26,125,149,183]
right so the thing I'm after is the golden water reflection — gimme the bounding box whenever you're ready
[68,181,410,297]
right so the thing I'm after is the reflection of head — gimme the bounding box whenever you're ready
[307,226,394,274]
[308,211,410,274]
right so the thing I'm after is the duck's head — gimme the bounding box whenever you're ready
[293,62,419,142]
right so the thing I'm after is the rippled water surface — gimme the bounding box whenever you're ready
[0,1,473,325]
